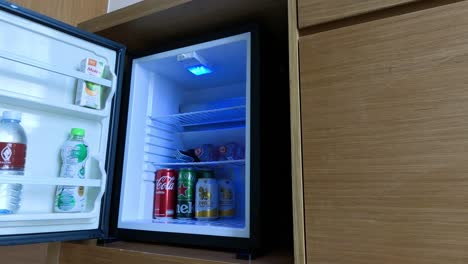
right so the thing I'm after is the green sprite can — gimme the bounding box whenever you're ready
[176,168,197,219]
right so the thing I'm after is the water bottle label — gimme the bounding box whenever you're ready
[55,186,86,212]
[0,142,26,170]
[60,143,88,179]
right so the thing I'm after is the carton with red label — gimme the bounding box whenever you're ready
[75,58,106,109]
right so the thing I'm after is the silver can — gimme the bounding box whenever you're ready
[218,179,235,217]
[195,170,218,220]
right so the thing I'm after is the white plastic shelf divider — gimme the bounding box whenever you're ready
[0,175,101,187]
[0,47,118,119]
[0,91,108,120]
[0,156,106,223]
[150,105,246,127]
[0,212,97,221]
[0,49,112,87]
[151,159,245,169]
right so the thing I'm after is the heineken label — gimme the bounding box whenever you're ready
[176,169,196,218]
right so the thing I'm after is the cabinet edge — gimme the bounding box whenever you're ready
[288,0,306,263]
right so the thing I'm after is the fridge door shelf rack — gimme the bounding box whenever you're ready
[0,175,101,187]
[0,91,108,120]
[150,105,246,128]
[0,48,117,118]
[0,156,107,223]
[0,212,99,222]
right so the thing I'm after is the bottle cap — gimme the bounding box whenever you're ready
[70,128,85,137]
[2,111,22,121]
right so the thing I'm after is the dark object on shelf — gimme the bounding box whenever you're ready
[175,149,199,162]
[194,144,216,162]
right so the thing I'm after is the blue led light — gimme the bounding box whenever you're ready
[187,65,213,76]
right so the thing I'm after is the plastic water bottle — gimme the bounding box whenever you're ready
[0,111,27,214]
[54,128,88,213]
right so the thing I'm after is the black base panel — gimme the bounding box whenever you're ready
[236,248,259,260]
[116,228,257,251]
[0,229,102,246]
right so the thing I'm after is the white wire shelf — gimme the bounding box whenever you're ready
[151,159,245,169]
[0,175,101,187]
[150,105,246,127]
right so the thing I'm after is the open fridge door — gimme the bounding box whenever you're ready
[0,2,125,244]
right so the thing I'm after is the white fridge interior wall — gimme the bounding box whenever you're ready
[0,9,117,235]
[119,33,251,238]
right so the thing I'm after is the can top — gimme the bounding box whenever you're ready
[197,169,214,178]
[179,167,196,172]
[156,168,177,175]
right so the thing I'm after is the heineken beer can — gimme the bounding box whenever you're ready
[195,169,218,220]
[176,168,197,219]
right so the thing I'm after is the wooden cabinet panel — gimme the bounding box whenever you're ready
[8,0,108,26]
[300,1,468,263]
[0,244,49,264]
[59,242,293,264]
[298,0,418,28]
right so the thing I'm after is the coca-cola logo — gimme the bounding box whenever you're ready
[156,176,175,191]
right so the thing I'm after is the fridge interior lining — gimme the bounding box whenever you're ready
[0,9,117,235]
[119,33,251,238]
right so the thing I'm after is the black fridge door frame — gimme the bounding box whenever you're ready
[110,25,261,250]
[0,1,126,245]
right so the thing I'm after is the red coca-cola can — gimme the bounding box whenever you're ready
[153,168,177,219]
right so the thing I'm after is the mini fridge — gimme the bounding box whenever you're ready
[0,1,261,251]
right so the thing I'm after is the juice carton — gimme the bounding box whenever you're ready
[75,58,106,109]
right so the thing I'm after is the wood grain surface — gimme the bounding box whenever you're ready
[9,0,108,26]
[300,1,468,263]
[298,0,419,28]
[0,243,49,264]
[78,0,189,33]
[60,242,294,264]
[78,0,287,54]
[288,0,306,263]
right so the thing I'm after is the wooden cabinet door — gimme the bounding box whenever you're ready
[298,0,418,28]
[9,0,108,26]
[300,1,468,263]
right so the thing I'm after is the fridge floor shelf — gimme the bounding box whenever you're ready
[152,159,245,169]
[0,90,109,120]
[152,218,245,228]
[0,175,101,187]
[150,105,246,127]
[119,218,248,238]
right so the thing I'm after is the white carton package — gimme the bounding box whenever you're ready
[75,58,106,109]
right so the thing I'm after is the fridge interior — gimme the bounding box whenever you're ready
[119,33,251,237]
[0,8,117,235]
